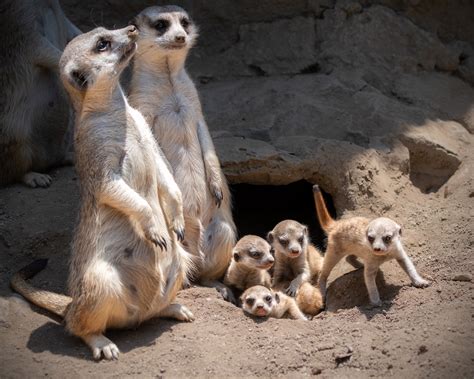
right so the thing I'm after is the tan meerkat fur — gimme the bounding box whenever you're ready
[313,184,430,307]
[241,285,307,320]
[11,26,193,361]
[223,235,274,304]
[268,220,323,293]
[0,0,80,187]
[128,6,236,288]
[268,220,324,315]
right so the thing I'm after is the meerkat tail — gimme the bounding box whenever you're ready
[312,184,335,233]
[10,259,71,318]
[295,282,324,316]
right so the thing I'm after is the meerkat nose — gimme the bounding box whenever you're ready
[291,248,299,254]
[175,35,185,43]
[268,256,275,263]
[127,25,138,36]
[374,247,381,252]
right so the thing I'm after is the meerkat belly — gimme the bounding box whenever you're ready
[155,96,208,216]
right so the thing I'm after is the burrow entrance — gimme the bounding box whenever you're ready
[230,180,336,250]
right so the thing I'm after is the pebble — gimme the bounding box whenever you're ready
[452,274,472,282]
[418,345,428,355]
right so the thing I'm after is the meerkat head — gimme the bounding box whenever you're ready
[59,25,138,108]
[267,220,309,259]
[241,286,278,318]
[130,5,197,57]
[366,217,402,255]
[232,235,275,270]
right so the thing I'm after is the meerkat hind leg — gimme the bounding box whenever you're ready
[82,333,120,361]
[158,303,194,322]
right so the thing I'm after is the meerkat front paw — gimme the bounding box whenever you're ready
[143,223,168,250]
[413,278,430,288]
[209,182,223,208]
[369,298,382,307]
[286,281,299,297]
[172,216,185,242]
[22,172,52,188]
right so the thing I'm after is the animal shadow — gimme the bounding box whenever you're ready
[325,268,402,320]
[27,316,180,360]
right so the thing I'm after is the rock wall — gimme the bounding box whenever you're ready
[61,0,474,211]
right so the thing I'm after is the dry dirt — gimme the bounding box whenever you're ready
[1,0,474,377]
[0,160,473,378]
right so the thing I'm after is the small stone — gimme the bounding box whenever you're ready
[311,367,322,375]
[418,345,428,355]
[453,274,472,282]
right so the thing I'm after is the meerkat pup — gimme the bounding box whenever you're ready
[222,235,274,303]
[268,220,324,316]
[313,185,430,307]
[268,220,323,295]
[11,25,193,361]
[128,6,236,288]
[0,0,80,187]
[241,286,307,320]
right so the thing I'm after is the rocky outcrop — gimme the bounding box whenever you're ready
[61,0,474,211]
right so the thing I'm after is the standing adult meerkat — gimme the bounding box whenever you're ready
[268,220,324,316]
[128,6,236,288]
[0,0,80,187]
[313,184,430,307]
[11,25,193,360]
[223,235,274,304]
[241,286,307,320]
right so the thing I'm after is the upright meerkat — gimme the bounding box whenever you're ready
[268,220,324,315]
[11,25,193,360]
[241,285,307,320]
[0,0,80,187]
[313,184,430,306]
[223,235,274,303]
[128,6,236,287]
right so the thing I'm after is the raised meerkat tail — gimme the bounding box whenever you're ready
[312,184,335,233]
[10,259,71,318]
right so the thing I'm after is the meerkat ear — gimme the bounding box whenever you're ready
[303,225,308,235]
[267,231,274,243]
[398,226,402,236]
[68,68,90,90]
[233,251,240,262]
[274,293,280,304]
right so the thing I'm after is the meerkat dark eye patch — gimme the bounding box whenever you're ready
[96,39,111,52]
[383,235,392,244]
[279,238,289,247]
[245,298,255,306]
[249,250,262,259]
[264,295,272,303]
[367,235,375,243]
[180,17,190,29]
[154,19,169,34]
[298,236,304,244]
[69,69,90,90]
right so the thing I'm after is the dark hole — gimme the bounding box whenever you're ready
[230,180,336,250]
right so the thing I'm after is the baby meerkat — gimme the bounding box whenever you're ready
[129,6,236,288]
[11,25,192,361]
[268,220,324,316]
[223,235,274,303]
[313,184,430,307]
[268,220,323,296]
[241,286,307,320]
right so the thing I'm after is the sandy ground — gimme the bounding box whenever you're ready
[0,161,473,378]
